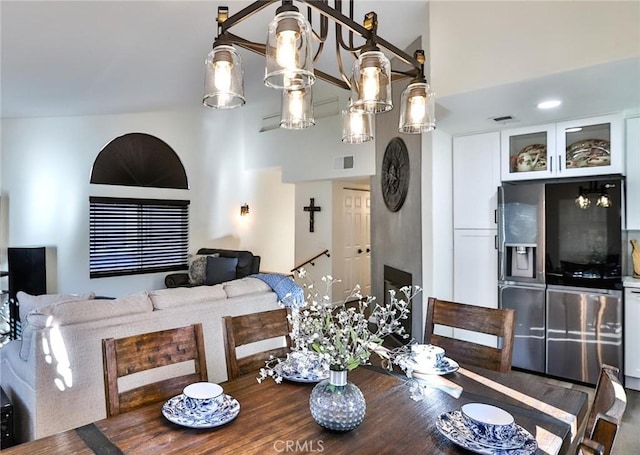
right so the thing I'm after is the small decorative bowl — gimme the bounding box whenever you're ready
[183,382,224,414]
[461,403,516,443]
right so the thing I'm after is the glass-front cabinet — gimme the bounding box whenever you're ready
[501,113,623,181]
[556,113,623,177]
[501,124,556,181]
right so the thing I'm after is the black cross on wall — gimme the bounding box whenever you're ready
[303,198,322,233]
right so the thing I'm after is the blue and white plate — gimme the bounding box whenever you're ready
[274,362,329,383]
[162,393,240,429]
[436,411,537,454]
[399,354,460,376]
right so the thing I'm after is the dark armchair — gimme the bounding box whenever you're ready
[165,248,261,288]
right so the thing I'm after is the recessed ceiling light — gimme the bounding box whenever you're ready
[537,100,562,109]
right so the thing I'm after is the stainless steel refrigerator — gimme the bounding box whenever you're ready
[498,178,623,385]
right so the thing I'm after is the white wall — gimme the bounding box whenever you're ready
[1,108,295,297]
[294,181,333,284]
[242,92,376,183]
[430,1,640,97]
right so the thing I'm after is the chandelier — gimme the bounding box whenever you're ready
[575,182,614,209]
[202,0,435,143]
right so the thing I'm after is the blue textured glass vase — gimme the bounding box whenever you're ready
[309,369,366,431]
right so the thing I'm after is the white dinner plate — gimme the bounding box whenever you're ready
[436,410,537,454]
[162,393,240,429]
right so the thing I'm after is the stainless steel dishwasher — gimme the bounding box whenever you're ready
[546,285,623,385]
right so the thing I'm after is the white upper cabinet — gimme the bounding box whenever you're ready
[501,113,624,181]
[453,132,501,229]
[501,124,556,181]
[556,113,624,177]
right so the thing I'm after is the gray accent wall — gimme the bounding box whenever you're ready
[371,40,423,342]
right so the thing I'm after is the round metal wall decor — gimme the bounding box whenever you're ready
[381,137,410,212]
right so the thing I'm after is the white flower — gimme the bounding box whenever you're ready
[275,270,420,374]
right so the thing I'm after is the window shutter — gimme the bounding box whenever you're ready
[89,197,189,278]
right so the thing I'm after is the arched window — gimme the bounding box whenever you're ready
[89,133,189,278]
[90,133,188,188]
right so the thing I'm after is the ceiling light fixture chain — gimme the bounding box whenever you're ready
[203,0,435,138]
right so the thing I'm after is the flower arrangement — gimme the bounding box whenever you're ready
[258,269,421,383]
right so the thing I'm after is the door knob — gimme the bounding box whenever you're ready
[357,249,363,254]
[366,248,370,253]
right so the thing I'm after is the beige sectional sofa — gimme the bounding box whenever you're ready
[0,277,280,443]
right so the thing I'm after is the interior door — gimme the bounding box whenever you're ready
[342,189,371,299]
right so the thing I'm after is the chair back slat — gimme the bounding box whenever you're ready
[102,323,208,417]
[223,308,291,380]
[424,297,515,373]
[577,364,627,455]
[112,327,200,376]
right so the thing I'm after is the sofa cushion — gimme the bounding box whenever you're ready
[188,253,219,285]
[34,291,153,326]
[17,291,96,322]
[149,285,226,310]
[197,248,259,278]
[18,292,150,360]
[205,256,238,286]
[224,277,272,298]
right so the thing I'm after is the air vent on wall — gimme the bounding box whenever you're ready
[334,155,354,170]
[490,115,519,125]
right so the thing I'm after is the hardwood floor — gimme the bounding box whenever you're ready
[511,370,639,454]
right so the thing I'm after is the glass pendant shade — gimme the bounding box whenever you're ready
[350,50,392,113]
[575,193,591,209]
[341,109,373,144]
[203,44,245,109]
[265,11,315,90]
[280,87,315,129]
[398,81,435,133]
[596,193,611,208]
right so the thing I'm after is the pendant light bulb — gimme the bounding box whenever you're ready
[288,89,304,119]
[276,27,299,70]
[362,66,380,101]
[213,60,232,91]
[350,110,364,134]
[408,93,426,124]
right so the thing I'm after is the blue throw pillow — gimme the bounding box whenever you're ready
[205,256,238,285]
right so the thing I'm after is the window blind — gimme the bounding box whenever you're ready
[89,197,189,278]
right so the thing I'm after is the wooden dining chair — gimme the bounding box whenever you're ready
[424,297,515,373]
[576,364,627,455]
[223,308,291,380]
[102,323,208,417]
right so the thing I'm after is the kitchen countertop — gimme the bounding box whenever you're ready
[623,276,640,289]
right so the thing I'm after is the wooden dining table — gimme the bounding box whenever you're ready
[3,363,589,454]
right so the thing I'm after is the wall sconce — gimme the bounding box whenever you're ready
[240,203,250,216]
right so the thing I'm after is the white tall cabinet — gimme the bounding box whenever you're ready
[453,132,500,302]
[453,132,501,345]
[626,116,640,230]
